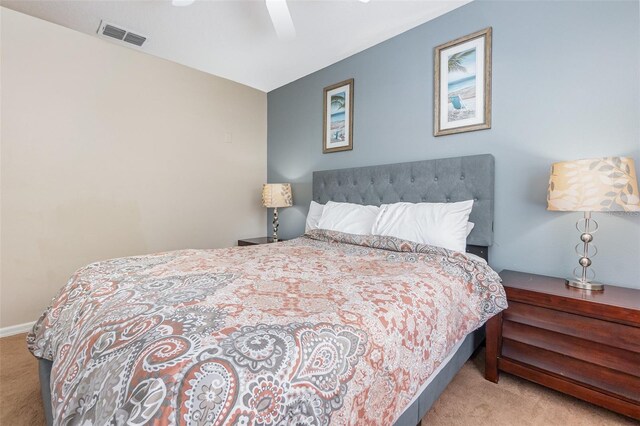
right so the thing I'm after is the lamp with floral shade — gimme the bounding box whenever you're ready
[547,156,640,291]
[547,157,640,291]
[262,183,293,242]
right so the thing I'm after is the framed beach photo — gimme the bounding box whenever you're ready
[323,79,354,153]
[434,28,492,137]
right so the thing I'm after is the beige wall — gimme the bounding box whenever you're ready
[0,8,267,328]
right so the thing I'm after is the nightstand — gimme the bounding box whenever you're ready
[237,237,286,246]
[485,270,640,420]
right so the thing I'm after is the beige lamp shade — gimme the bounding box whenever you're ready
[262,183,293,208]
[547,157,640,212]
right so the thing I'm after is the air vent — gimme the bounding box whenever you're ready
[102,24,126,41]
[123,33,146,47]
[97,20,147,48]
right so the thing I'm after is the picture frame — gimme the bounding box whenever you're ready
[323,78,354,153]
[434,27,492,137]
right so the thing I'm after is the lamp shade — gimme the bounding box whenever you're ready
[262,183,293,208]
[547,157,640,212]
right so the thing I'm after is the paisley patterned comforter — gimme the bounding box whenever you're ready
[28,230,506,425]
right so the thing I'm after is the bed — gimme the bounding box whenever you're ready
[29,153,505,425]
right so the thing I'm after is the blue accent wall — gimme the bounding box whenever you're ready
[267,0,640,288]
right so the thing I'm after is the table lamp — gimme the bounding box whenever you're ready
[547,156,640,291]
[262,183,293,242]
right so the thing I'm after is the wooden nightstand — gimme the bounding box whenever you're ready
[485,270,640,420]
[237,237,286,246]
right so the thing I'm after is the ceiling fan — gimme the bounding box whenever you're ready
[171,0,296,41]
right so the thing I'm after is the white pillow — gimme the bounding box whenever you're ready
[467,221,475,236]
[305,201,325,232]
[372,200,474,252]
[317,201,380,235]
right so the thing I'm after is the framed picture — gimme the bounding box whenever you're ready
[323,79,354,153]
[434,27,492,137]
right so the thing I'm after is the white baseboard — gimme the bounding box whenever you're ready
[0,321,35,338]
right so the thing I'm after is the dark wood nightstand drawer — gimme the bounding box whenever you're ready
[504,301,640,353]
[502,339,640,403]
[502,320,640,375]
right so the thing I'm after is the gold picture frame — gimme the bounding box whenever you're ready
[434,28,492,137]
[323,79,354,153]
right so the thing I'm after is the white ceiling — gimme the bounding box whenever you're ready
[1,0,471,92]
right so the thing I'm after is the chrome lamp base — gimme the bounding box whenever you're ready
[568,211,604,292]
[272,207,280,242]
[565,279,604,291]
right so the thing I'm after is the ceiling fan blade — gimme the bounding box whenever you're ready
[265,0,296,40]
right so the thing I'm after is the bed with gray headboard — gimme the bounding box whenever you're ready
[35,154,496,426]
[312,153,495,425]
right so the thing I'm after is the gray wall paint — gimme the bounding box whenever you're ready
[267,0,640,288]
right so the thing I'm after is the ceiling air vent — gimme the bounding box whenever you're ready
[123,33,146,47]
[97,20,147,48]
[102,24,126,41]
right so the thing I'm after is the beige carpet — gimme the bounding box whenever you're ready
[0,333,45,426]
[0,333,635,426]
[422,351,636,426]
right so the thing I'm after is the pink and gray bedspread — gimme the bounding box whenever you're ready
[28,230,506,425]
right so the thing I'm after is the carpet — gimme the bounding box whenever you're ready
[0,333,634,425]
[0,333,45,426]
[422,351,636,425]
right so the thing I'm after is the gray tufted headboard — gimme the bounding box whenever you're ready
[312,154,495,259]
